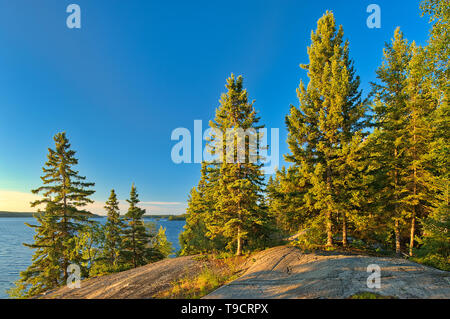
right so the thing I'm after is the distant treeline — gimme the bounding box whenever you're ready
[0,211,35,217]
[0,211,98,218]
[91,214,186,220]
[144,214,186,221]
[0,211,185,220]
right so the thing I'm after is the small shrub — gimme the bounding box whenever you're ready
[156,265,239,299]
[349,292,396,299]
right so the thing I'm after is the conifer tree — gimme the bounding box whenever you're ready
[420,0,449,93]
[76,222,103,277]
[416,0,449,266]
[154,226,174,258]
[102,189,124,269]
[403,44,436,256]
[179,187,210,255]
[285,11,367,247]
[267,166,312,234]
[179,163,226,255]
[371,28,412,254]
[10,132,95,298]
[205,74,269,255]
[121,184,153,268]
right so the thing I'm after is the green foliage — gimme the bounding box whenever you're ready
[89,189,127,276]
[180,75,276,256]
[420,0,449,92]
[349,292,396,299]
[103,189,124,267]
[370,27,413,254]
[156,265,240,299]
[121,184,161,268]
[414,206,450,271]
[154,226,174,258]
[10,132,95,298]
[179,164,227,255]
[267,167,311,235]
[74,222,104,277]
[206,74,271,255]
[273,3,448,264]
[11,1,450,298]
[292,217,328,250]
[284,11,368,247]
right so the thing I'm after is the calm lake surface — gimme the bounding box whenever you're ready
[0,217,185,299]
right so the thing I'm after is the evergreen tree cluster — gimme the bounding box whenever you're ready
[10,0,449,299]
[181,2,448,270]
[180,75,277,256]
[268,5,448,267]
[11,133,173,298]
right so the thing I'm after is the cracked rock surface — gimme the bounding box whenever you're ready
[39,245,449,299]
[40,255,208,299]
[204,246,450,299]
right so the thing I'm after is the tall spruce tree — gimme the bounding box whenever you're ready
[267,166,312,235]
[420,0,449,94]
[102,189,124,269]
[9,132,95,298]
[403,44,436,256]
[154,226,174,258]
[416,0,449,266]
[204,74,269,256]
[371,28,412,254]
[179,162,226,255]
[285,11,367,247]
[121,184,153,268]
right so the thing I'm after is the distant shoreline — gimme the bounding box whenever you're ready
[0,211,36,217]
[0,211,186,220]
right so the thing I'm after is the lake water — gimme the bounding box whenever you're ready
[0,217,186,299]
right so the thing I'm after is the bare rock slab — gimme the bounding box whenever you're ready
[204,246,450,299]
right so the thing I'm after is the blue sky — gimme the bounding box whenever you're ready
[0,0,431,214]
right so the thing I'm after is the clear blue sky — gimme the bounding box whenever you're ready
[0,0,431,214]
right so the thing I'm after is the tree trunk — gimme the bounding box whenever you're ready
[410,116,417,257]
[132,228,137,268]
[409,209,416,257]
[393,146,401,256]
[326,211,333,247]
[236,225,242,256]
[236,161,243,257]
[326,165,333,247]
[342,212,348,248]
[394,220,401,255]
[63,180,68,282]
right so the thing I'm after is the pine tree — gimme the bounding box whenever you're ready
[76,222,103,277]
[370,28,412,254]
[121,184,153,268]
[415,0,449,267]
[205,74,269,256]
[420,0,449,93]
[267,166,312,234]
[419,99,450,268]
[154,226,174,258]
[179,163,226,255]
[403,43,436,256]
[9,132,95,298]
[285,11,367,247]
[102,189,124,269]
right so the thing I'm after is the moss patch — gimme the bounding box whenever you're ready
[349,292,397,299]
